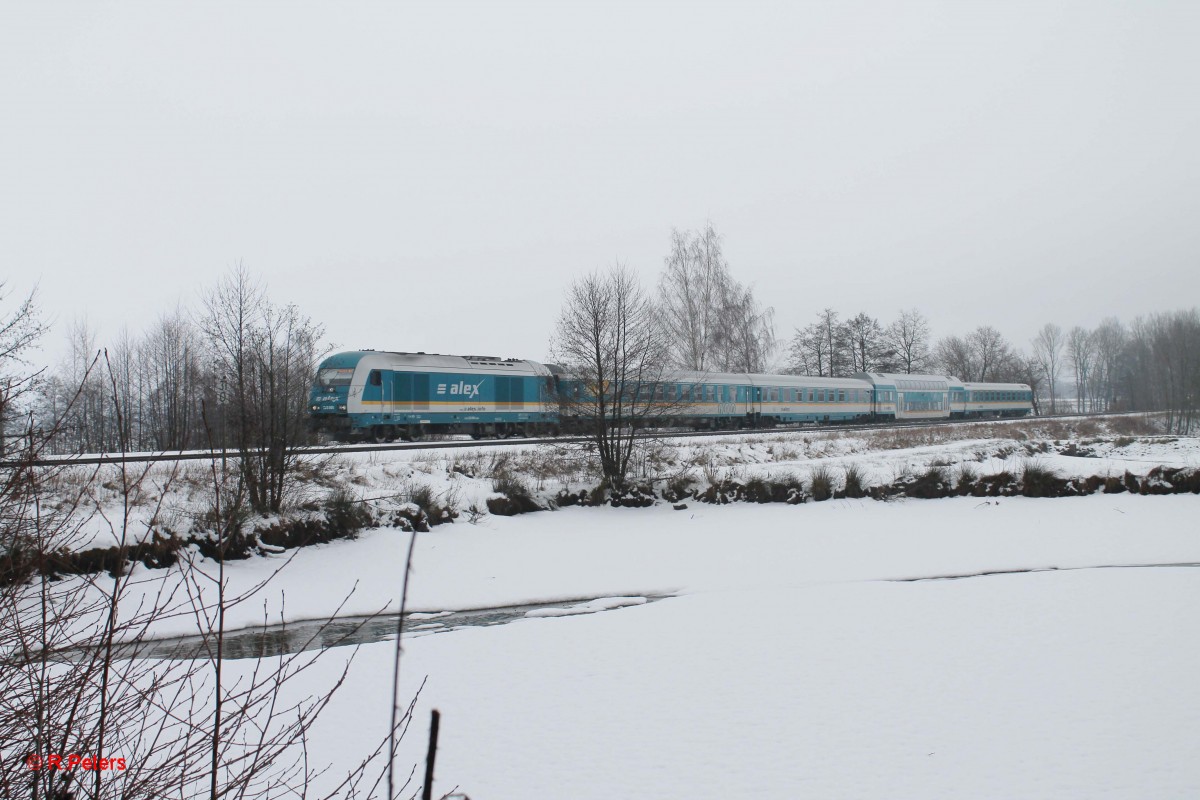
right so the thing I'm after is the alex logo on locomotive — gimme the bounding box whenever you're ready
[435,380,485,399]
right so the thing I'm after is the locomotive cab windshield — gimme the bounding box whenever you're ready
[317,368,354,387]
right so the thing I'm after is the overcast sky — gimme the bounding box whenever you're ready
[3,1,1198,370]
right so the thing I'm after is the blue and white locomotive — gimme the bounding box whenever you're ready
[309,351,1034,441]
[309,351,558,441]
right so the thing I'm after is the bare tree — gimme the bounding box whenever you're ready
[788,322,831,377]
[56,317,117,453]
[711,282,775,373]
[1067,326,1096,412]
[552,264,674,491]
[141,309,205,450]
[0,283,48,454]
[1032,323,1065,414]
[658,225,727,371]
[968,326,1014,382]
[1089,317,1126,412]
[1011,352,1045,415]
[934,334,974,380]
[884,308,931,375]
[657,223,775,373]
[200,266,324,513]
[789,308,859,377]
[1126,309,1200,432]
[843,313,889,374]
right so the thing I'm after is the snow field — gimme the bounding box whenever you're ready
[255,562,1200,799]
[41,422,1200,797]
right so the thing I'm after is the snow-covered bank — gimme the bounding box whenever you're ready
[48,417,1192,552]
[47,427,1200,797]
[103,493,1200,640]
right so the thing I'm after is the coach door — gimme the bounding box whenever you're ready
[382,370,396,417]
[748,385,762,425]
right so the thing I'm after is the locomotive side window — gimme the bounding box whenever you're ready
[368,370,382,387]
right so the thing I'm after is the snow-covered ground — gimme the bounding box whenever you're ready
[38,418,1200,797]
[202,494,1199,799]
[53,415,1200,552]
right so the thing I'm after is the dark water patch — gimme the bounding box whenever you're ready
[127,595,669,661]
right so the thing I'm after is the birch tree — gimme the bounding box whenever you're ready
[657,223,775,373]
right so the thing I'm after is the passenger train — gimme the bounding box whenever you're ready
[309,350,1033,442]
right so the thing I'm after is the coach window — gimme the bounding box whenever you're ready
[368,370,382,387]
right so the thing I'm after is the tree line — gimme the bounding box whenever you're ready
[15,267,321,517]
[5,226,1199,471]
[0,279,430,799]
[787,306,1199,433]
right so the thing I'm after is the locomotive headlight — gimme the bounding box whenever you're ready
[311,405,319,411]
[338,404,347,411]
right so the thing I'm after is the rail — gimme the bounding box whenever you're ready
[1,411,1152,469]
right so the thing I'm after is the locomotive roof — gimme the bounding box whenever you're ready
[320,350,552,376]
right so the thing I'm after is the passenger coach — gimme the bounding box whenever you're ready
[310,351,1034,441]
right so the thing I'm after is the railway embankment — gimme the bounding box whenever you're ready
[10,415,1197,584]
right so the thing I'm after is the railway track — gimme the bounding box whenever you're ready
[4,411,1149,469]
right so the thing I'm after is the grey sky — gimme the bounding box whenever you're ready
[3,1,1198,370]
